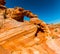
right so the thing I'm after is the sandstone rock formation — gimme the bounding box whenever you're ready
[0,0,6,5]
[0,0,60,54]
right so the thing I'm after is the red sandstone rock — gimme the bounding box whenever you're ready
[0,1,60,54]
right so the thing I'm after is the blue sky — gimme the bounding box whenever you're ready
[5,0,60,24]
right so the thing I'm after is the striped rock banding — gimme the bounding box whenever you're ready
[0,1,60,54]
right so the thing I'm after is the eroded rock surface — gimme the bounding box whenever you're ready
[0,0,60,54]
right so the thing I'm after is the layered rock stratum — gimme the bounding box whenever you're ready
[0,0,60,54]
